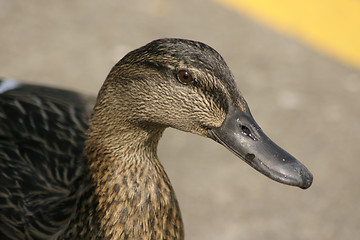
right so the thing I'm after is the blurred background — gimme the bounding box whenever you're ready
[1,0,359,239]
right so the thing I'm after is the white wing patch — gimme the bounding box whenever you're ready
[0,79,21,94]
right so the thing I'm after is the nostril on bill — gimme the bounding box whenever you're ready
[240,125,256,140]
[241,125,251,135]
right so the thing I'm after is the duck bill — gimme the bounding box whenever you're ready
[208,104,313,189]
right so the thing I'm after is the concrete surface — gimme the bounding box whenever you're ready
[1,0,359,239]
[214,0,360,69]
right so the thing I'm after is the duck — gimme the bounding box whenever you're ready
[0,38,313,239]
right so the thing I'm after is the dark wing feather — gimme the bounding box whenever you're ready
[0,80,93,239]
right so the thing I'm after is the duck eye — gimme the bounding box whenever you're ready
[177,70,193,84]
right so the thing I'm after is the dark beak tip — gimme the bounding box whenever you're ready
[299,170,313,189]
[266,163,313,189]
[280,163,313,189]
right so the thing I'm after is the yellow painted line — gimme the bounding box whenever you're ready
[214,0,360,69]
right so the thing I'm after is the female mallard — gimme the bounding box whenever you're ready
[0,38,312,239]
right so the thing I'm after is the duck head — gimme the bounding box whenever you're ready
[98,38,313,189]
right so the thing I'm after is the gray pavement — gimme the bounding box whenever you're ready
[1,0,359,239]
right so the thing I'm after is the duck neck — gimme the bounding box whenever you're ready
[82,119,184,239]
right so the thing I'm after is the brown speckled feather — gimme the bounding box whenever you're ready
[0,39,239,239]
[0,81,91,239]
[0,38,272,239]
[0,38,238,239]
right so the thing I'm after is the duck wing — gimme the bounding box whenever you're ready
[0,79,93,239]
